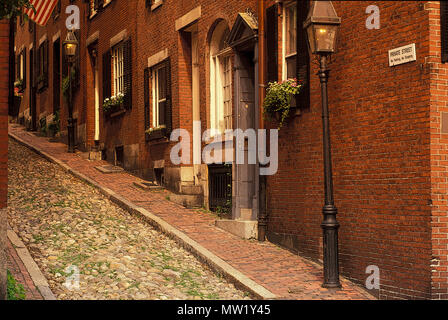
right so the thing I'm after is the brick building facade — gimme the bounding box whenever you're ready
[0,19,9,300]
[11,0,448,299]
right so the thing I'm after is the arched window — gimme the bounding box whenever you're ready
[210,21,232,135]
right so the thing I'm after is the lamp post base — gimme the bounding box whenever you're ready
[67,118,75,153]
[321,204,341,289]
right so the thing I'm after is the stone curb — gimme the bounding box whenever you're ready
[7,224,57,300]
[9,132,277,300]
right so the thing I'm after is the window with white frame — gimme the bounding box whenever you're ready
[112,43,124,96]
[210,21,232,135]
[283,1,297,79]
[152,63,167,128]
[222,55,232,131]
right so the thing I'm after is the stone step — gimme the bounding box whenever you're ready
[133,180,163,190]
[94,165,124,174]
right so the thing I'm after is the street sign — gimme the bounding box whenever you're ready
[388,43,416,67]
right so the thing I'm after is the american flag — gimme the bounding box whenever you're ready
[23,0,59,26]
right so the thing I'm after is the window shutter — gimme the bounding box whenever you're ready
[442,1,448,63]
[15,55,18,81]
[23,50,27,89]
[44,39,49,88]
[296,0,310,109]
[74,29,81,88]
[102,50,111,101]
[32,48,37,87]
[164,59,172,135]
[266,4,278,83]
[62,49,68,80]
[144,67,150,131]
[123,38,132,109]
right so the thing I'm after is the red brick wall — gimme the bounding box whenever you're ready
[85,0,137,156]
[266,1,433,299]
[11,0,448,300]
[135,0,257,179]
[0,20,8,209]
[13,0,87,140]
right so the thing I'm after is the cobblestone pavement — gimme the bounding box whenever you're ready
[9,125,375,300]
[8,139,250,300]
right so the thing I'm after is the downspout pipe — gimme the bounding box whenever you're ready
[257,0,267,241]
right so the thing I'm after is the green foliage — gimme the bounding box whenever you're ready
[14,78,23,91]
[263,79,302,129]
[7,270,26,300]
[103,93,124,113]
[48,110,60,134]
[0,0,34,20]
[62,68,76,104]
[39,117,47,135]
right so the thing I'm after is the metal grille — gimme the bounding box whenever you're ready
[209,165,232,213]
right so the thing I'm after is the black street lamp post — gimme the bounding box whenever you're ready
[304,1,342,289]
[63,30,78,153]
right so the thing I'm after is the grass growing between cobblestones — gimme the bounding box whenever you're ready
[7,270,26,300]
[8,139,250,300]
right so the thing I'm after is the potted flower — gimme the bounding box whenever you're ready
[263,78,302,129]
[103,92,125,116]
[14,79,24,92]
[145,124,167,141]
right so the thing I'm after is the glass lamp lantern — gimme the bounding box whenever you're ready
[304,1,341,55]
[64,30,78,58]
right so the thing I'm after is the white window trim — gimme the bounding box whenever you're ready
[112,43,124,96]
[210,49,232,135]
[103,0,113,8]
[151,0,163,11]
[151,64,167,129]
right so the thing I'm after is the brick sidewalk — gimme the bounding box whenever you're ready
[9,124,375,300]
[7,239,43,300]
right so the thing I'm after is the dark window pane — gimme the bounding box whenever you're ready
[286,55,296,79]
[158,66,167,99]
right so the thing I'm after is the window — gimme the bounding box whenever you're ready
[221,56,232,131]
[112,44,124,95]
[144,59,172,139]
[16,50,26,91]
[152,62,167,128]
[37,40,49,91]
[284,1,297,79]
[282,0,310,109]
[102,39,132,112]
[210,21,232,134]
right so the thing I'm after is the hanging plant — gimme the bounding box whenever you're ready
[263,78,302,129]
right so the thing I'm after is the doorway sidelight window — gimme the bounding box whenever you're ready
[210,20,232,135]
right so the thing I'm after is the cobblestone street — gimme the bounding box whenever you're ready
[7,139,249,300]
